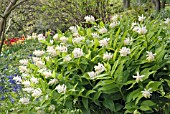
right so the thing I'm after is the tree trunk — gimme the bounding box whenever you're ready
[123,0,131,9]
[161,0,166,9]
[155,0,161,11]
[0,18,6,54]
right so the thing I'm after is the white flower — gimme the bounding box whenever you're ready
[131,22,138,28]
[50,40,54,44]
[60,36,68,43]
[32,88,42,97]
[42,70,52,78]
[49,104,55,111]
[56,45,67,52]
[19,59,28,65]
[164,18,170,24]
[38,34,45,41]
[22,80,31,87]
[109,21,119,28]
[32,57,41,63]
[94,63,105,75]
[30,77,39,84]
[33,50,45,56]
[98,27,108,34]
[13,76,22,84]
[88,71,96,79]
[92,33,100,38]
[72,36,84,44]
[23,87,34,93]
[141,88,152,98]
[137,26,147,34]
[19,97,30,105]
[119,47,130,56]
[110,14,119,22]
[133,72,145,83]
[35,60,45,68]
[84,15,95,23]
[103,52,113,60]
[47,46,57,56]
[72,48,84,58]
[124,37,133,45]
[55,84,67,94]
[69,26,78,33]
[63,55,72,61]
[48,79,58,85]
[32,33,37,39]
[138,14,146,22]
[99,38,110,47]
[45,56,50,61]
[73,32,79,37]
[19,66,28,73]
[21,73,29,77]
[146,51,156,62]
[133,26,140,32]
[53,34,58,40]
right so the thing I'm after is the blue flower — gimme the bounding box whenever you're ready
[1,96,5,100]
[9,79,15,84]
[0,86,4,91]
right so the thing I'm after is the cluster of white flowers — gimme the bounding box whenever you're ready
[53,34,58,40]
[88,71,96,79]
[63,55,72,62]
[60,36,68,43]
[109,21,120,28]
[37,34,45,41]
[22,80,31,87]
[56,45,67,52]
[84,15,95,23]
[35,60,45,68]
[72,48,84,58]
[123,37,133,45]
[47,46,57,56]
[138,14,146,22]
[146,51,156,62]
[72,36,84,44]
[30,77,39,84]
[32,88,42,97]
[133,72,145,83]
[33,50,45,57]
[133,25,147,34]
[119,47,131,56]
[99,38,110,47]
[94,63,106,75]
[23,87,34,93]
[19,66,28,73]
[31,33,37,39]
[110,14,119,22]
[69,26,78,33]
[32,57,41,63]
[48,79,58,85]
[40,69,52,78]
[92,33,100,38]
[103,52,113,60]
[13,76,22,84]
[55,84,67,94]
[98,27,108,34]
[141,88,152,98]
[19,97,30,105]
[19,59,28,65]
[164,18,170,24]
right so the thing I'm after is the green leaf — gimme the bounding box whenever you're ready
[141,100,156,107]
[146,81,162,91]
[82,97,88,110]
[85,90,96,97]
[139,105,152,111]
[126,88,142,103]
[103,98,115,112]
